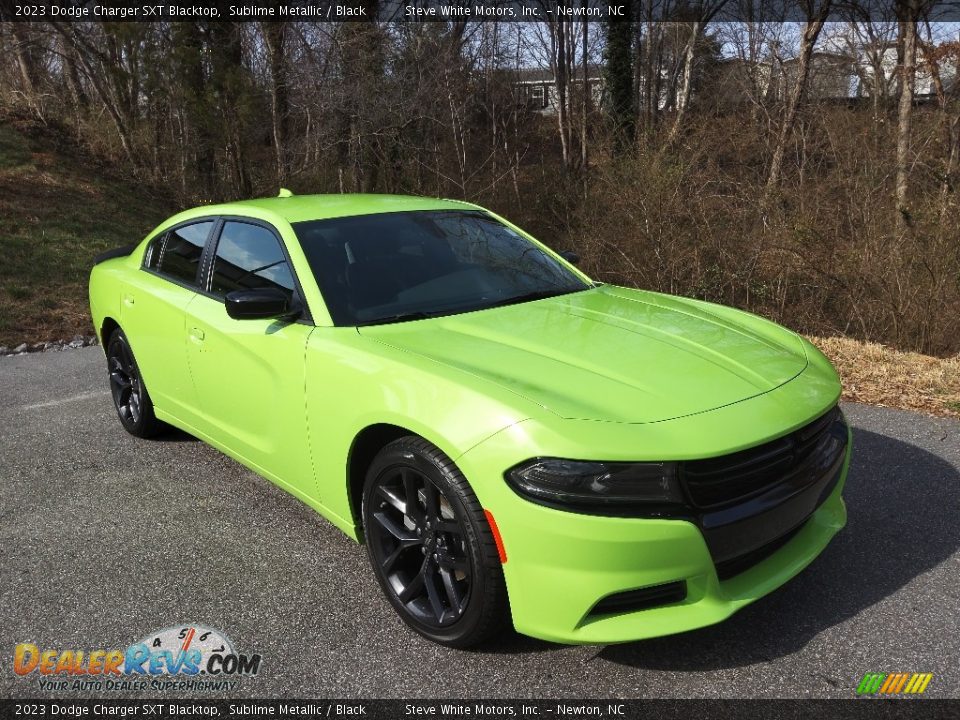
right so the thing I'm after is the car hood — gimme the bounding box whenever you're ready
[359,285,808,424]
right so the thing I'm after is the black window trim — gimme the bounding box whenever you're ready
[140,218,218,292]
[202,215,313,325]
[139,215,313,325]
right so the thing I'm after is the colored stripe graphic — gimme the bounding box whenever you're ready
[857,672,932,695]
[857,673,886,694]
[879,674,897,693]
[913,674,933,694]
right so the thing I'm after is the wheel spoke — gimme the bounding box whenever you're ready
[381,540,419,573]
[373,511,417,543]
[377,485,407,515]
[423,562,446,622]
[129,391,141,423]
[401,470,424,526]
[120,343,135,373]
[110,372,131,390]
[423,482,440,524]
[397,556,428,603]
[439,567,463,616]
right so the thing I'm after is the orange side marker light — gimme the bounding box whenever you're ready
[484,509,507,564]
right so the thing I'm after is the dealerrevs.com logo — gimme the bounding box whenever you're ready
[13,625,262,692]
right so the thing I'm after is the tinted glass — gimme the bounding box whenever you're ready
[145,234,164,270]
[157,222,213,286]
[293,211,588,326]
[211,222,295,301]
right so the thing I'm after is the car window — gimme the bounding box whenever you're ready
[144,234,164,270]
[155,221,214,286]
[292,211,588,326]
[210,221,295,301]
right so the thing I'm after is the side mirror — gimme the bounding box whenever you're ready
[559,250,581,265]
[225,288,298,321]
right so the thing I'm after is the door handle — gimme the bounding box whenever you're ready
[189,327,205,343]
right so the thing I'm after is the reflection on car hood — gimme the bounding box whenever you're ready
[359,285,809,423]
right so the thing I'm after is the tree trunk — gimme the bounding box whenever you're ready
[59,33,86,108]
[172,21,215,197]
[604,10,634,148]
[553,20,571,169]
[581,11,588,172]
[917,38,957,234]
[263,21,289,185]
[51,23,137,167]
[9,22,40,98]
[667,21,701,144]
[764,4,830,198]
[209,21,252,198]
[895,7,919,231]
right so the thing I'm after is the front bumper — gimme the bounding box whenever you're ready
[457,402,851,645]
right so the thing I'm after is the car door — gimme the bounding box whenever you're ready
[121,220,215,421]
[183,218,314,494]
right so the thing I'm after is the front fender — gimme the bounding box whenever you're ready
[302,327,535,536]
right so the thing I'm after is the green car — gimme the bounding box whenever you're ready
[89,193,850,648]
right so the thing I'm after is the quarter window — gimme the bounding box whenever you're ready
[145,234,164,270]
[155,221,213,286]
[210,221,295,301]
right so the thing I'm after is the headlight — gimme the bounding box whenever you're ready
[505,458,684,511]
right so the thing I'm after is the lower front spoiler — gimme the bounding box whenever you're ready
[498,452,850,646]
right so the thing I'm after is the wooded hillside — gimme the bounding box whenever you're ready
[2,8,959,354]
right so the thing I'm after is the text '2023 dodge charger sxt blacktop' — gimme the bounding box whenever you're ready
[89,192,851,648]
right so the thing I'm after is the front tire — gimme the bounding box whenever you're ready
[362,436,509,648]
[106,328,164,438]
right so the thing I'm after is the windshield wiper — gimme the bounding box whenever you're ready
[480,288,579,310]
[356,311,436,327]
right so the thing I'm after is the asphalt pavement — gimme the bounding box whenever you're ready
[1,346,959,699]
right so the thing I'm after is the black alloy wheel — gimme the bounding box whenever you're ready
[106,328,163,438]
[362,437,509,647]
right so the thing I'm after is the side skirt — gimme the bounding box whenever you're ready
[154,406,361,542]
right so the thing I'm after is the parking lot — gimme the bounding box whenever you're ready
[2,347,958,698]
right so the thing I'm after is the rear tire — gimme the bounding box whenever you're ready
[106,328,164,438]
[361,436,510,648]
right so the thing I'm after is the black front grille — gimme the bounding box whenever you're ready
[714,523,804,581]
[589,581,687,617]
[682,406,842,509]
[683,405,848,580]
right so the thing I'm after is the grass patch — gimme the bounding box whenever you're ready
[0,124,32,169]
[0,121,175,347]
[810,335,960,419]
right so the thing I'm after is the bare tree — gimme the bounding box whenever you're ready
[263,21,290,184]
[50,22,138,166]
[764,2,832,198]
[893,0,932,231]
[667,0,729,144]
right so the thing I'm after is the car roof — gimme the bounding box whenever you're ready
[169,193,482,227]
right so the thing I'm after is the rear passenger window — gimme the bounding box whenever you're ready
[210,222,295,301]
[156,221,213,286]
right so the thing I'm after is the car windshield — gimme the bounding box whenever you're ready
[292,210,590,326]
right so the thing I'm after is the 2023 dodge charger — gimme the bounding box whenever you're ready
[89,192,851,648]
